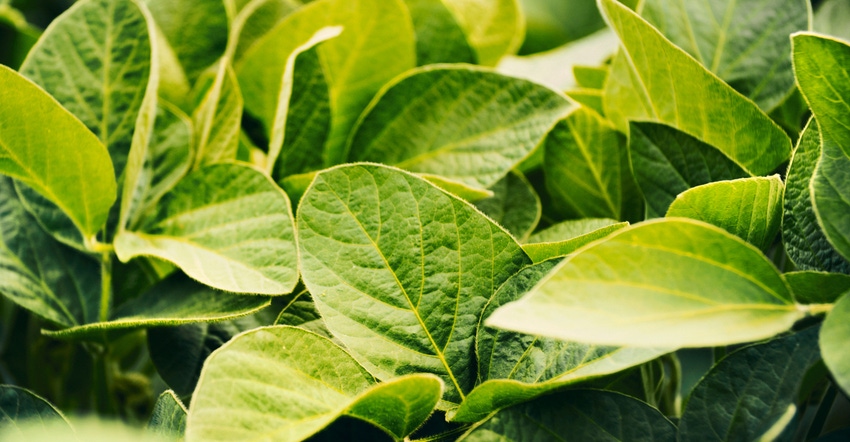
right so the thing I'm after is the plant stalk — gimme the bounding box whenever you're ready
[99,252,112,323]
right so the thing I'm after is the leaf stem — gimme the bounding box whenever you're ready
[99,252,112,323]
[800,303,834,316]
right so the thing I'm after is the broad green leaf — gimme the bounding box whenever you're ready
[274,289,334,339]
[265,26,343,174]
[522,222,627,263]
[473,171,541,241]
[526,218,619,243]
[812,136,850,262]
[20,0,153,179]
[186,326,442,441]
[298,164,531,405]
[785,271,850,304]
[449,261,668,423]
[402,0,476,65]
[0,386,69,437]
[114,163,298,295]
[0,65,115,241]
[543,107,643,221]
[348,66,571,190]
[784,119,849,273]
[821,292,850,395]
[231,0,302,63]
[144,0,228,83]
[125,103,193,230]
[599,0,792,176]
[815,0,850,41]
[678,326,822,441]
[44,273,271,340]
[0,178,101,327]
[640,0,809,112]
[238,0,417,168]
[148,390,187,441]
[442,0,523,66]
[148,310,279,397]
[629,122,749,218]
[573,65,607,89]
[666,176,784,251]
[793,33,850,158]
[457,390,676,441]
[487,218,802,348]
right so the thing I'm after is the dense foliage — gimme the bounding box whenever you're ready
[1,0,849,440]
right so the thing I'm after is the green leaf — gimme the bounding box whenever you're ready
[522,222,627,263]
[473,171,541,241]
[0,178,101,327]
[274,289,334,339]
[20,0,153,179]
[639,0,809,112]
[565,89,605,116]
[573,65,607,89]
[678,326,822,441]
[148,390,187,441]
[783,119,849,272]
[629,122,749,218]
[186,326,442,441]
[599,0,792,176]
[487,218,802,348]
[192,64,242,167]
[543,107,643,221]
[793,33,850,158]
[125,103,193,230]
[448,261,668,423]
[0,385,70,437]
[298,164,531,405]
[144,0,228,83]
[44,273,270,340]
[821,292,850,395]
[0,65,116,241]
[815,0,850,41]
[527,218,620,243]
[442,0,523,66]
[348,66,571,190]
[785,271,850,304]
[419,174,494,201]
[114,163,298,295]
[812,137,850,264]
[457,390,676,441]
[402,0,476,65]
[666,176,784,251]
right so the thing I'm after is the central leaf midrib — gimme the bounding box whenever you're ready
[326,177,466,401]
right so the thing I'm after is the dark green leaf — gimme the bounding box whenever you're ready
[785,271,850,304]
[473,171,541,241]
[0,385,69,437]
[402,0,476,65]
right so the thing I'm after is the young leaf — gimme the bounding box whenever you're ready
[19,0,153,179]
[487,218,802,348]
[449,261,668,423]
[640,0,809,112]
[473,171,541,242]
[821,292,850,395]
[599,0,792,176]
[666,176,784,251]
[348,66,571,190]
[44,273,271,340]
[678,326,822,441]
[785,271,850,304]
[543,107,643,222]
[522,222,627,263]
[298,164,531,405]
[0,385,70,436]
[784,119,850,273]
[793,33,850,158]
[442,0,523,66]
[629,122,749,218]
[0,66,116,241]
[0,178,101,327]
[148,390,187,441]
[457,390,676,441]
[186,326,442,441]
[114,163,298,295]
[402,0,476,65]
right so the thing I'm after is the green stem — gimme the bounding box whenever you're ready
[99,252,112,323]
[92,347,118,416]
[801,303,834,316]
